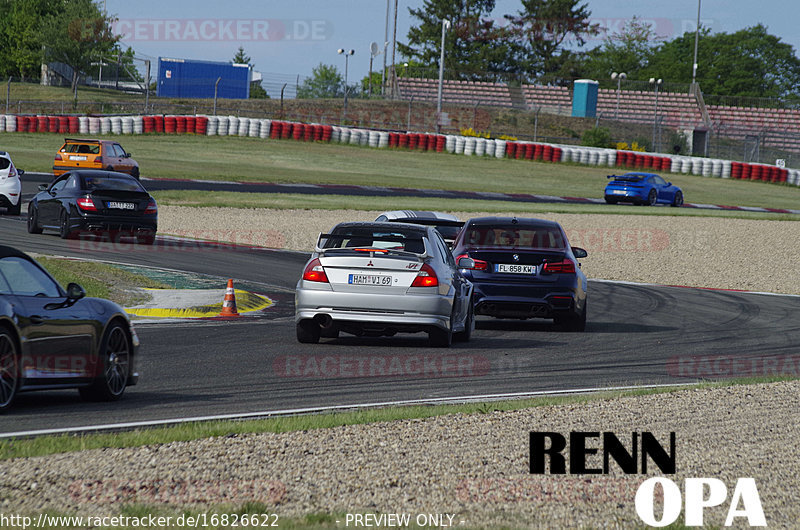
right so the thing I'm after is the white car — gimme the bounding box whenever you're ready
[0,152,23,215]
[295,222,475,347]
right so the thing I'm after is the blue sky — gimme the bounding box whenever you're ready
[107,0,799,89]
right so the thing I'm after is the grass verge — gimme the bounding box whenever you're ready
[0,376,794,461]
[4,133,800,210]
[152,190,800,221]
[34,256,170,306]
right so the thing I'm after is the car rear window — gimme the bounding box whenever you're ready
[615,175,643,182]
[324,228,426,253]
[465,225,566,249]
[0,158,9,170]
[82,175,145,192]
[64,143,100,155]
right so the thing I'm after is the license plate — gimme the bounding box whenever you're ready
[349,274,393,286]
[69,155,87,161]
[496,264,536,274]
[107,201,135,210]
[613,190,626,195]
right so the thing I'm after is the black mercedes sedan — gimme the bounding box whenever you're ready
[0,246,140,412]
[27,170,157,244]
[452,217,588,331]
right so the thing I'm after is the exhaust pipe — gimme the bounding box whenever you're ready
[314,314,333,328]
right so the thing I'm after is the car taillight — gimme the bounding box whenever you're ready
[542,259,576,274]
[411,263,438,287]
[76,197,98,211]
[302,258,328,283]
[95,156,103,165]
[55,154,62,161]
[8,167,16,178]
[145,198,158,214]
[455,254,488,271]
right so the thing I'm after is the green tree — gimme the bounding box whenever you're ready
[40,0,119,93]
[0,0,62,79]
[360,71,383,96]
[232,46,251,65]
[399,0,516,80]
[297,63,344,99]
[506,0,598,80]
[646,24,800,98]
[581,16,658,81]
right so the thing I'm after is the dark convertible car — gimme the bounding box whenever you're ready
[452,217,588,331]
[0,246,139,412]
[27,170,158,244]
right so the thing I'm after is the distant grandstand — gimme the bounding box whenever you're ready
[395,77,800,153]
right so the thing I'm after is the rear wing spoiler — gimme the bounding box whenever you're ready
[314,232,429,258]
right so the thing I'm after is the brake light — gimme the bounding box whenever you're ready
[455,254,488,271]
[542,259,576,274]
[145,198,158,214]
[302,258,328,283]
[411,263,438,287]
[95,156,103,165]
[76,197,98,211]
[8,167,16,178]
[55,154,62,161]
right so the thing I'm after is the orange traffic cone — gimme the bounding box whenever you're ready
[219,279,240,317]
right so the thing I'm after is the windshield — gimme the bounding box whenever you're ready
[465,225,565,249]
[323,228,426,253]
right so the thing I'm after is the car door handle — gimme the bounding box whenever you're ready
[29,315,45,324]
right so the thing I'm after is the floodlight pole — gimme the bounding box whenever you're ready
[611,72,626,120]
[650,78,663,152]
[436,19,451,134]
[692,0,701,87]
[338,49,355,119]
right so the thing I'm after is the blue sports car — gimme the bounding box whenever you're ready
[604,172,684,207]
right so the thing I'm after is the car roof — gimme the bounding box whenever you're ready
[0,151,8,157]
[620,172,656,178]
[63,138,104,143]
[378,210,460,222]
[464,216,562,229]
[66,169,136,179]
[332,221,430,235]
[0,245,33,260]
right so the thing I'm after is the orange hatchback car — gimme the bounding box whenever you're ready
[53,139,140,180]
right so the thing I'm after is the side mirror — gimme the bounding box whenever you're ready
[666,182,672,187]
[38,184,48,191]
[125,152,132,158]
[457,257,476,269]
[572,247,588,259]
[66,283,86,300]
[18,169,24,176]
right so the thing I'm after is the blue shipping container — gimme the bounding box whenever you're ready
[157,58,251,99]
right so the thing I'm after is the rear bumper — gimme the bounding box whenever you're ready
[72,212,157,234]
[0,194,20,207]
[472,282,580,319]
[295,282,453,331]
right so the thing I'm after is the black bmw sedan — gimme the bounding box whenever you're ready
[452,217,588,331]
[0,246,140,412]
[27,170,157,244]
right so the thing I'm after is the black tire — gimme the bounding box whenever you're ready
[320,326,340,339]
[137,234,156,245]
[556,300,587,332]
[8,200,21,216]
[604,198,617,205]
[453,297,474,343]
[646,189,657,206]
[27,203,43,234]
[671,191,684,207]
[428,308,454,347]
[0,327,19,413]
[79,322,131,401]
[131,167,140,180]
[296,320,320,344]
[59,209,75,239]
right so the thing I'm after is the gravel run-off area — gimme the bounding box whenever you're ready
[158,206,800,294]
[2,207,799,527]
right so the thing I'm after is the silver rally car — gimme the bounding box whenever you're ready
[295,222,475,347]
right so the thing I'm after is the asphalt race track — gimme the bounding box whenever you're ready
[1,178,798,434]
